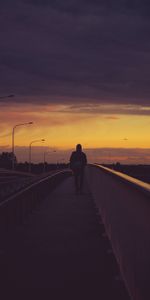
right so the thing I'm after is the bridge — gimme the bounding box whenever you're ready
[0,165,150,300]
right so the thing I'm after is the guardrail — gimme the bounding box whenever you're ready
[86,164,150,300]
[0,170,61,203]
[0,170,71,235]
[96,164,150,196]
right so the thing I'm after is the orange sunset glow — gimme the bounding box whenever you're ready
[0,102,150,164]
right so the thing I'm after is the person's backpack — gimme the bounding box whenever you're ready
[70,152,83,170]
[72,160,82,169]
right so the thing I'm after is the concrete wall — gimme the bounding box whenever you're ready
[86,165,150,300]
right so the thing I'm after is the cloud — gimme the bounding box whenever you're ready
[0,132,12,139]
[1,144,150,164]
[104,116,120,120]
[0,0,150,109]
[23,0,150,17]
[57,103,150,116]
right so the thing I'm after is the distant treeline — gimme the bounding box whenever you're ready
[16,162,69,174]
[0,152,69,174]
[104,163,150,184]
[0,152,16,169]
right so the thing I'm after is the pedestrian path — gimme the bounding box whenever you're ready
[0,177,130,299]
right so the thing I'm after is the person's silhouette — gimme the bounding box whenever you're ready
[70,144,87,194]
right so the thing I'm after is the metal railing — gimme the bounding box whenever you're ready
[92,164,150,197]
[86,164,150,300]
[0,170,71,234]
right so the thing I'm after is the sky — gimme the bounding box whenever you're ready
[0,0,150,163]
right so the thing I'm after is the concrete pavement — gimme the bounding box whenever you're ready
[0,176,130,299]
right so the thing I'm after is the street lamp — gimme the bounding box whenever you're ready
[12,122,33,170]
[29,139,45,172]
[43,150,56,173]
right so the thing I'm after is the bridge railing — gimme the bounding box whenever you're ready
[86,164,150,300]
[0,170,71,234]
[97,164,150,196]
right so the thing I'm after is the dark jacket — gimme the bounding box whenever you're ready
[70,151,87,172]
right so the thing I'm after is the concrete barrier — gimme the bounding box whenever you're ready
[86,164,150,300]
[0,170,71,234]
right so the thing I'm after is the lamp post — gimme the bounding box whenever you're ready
[43,150,56,173]
[29,139,45,172]
[12,122,33,170]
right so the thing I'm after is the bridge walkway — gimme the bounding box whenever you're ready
[0,177,130,299]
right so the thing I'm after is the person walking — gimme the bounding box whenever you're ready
[70,144,87,194]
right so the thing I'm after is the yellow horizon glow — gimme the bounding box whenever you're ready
[0,103,150,151]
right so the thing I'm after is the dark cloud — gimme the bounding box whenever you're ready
[63,103,150,115]
[0,0,150,107]
[23,0,150,18]
[1,144,150,164]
